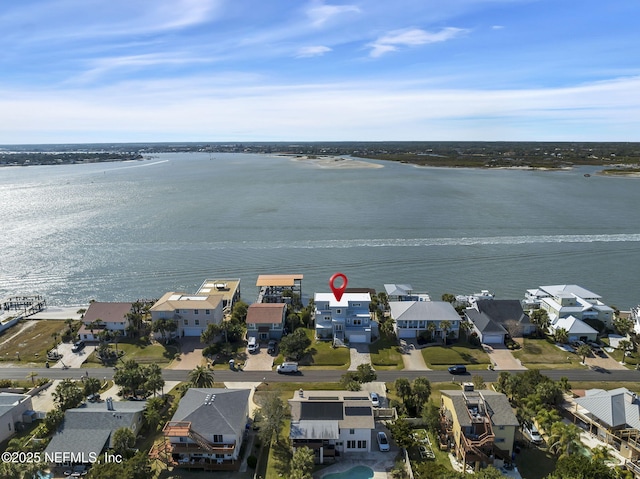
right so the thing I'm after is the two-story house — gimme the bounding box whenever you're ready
[246,303,287,341]
[314,292,376,343]
[157,388,251,471]
[441,386,519,471]
[389,300,460,340]
[465,299,534,344]
[289,389,375,464]
[78,302,133,341]
[150,292,224,337]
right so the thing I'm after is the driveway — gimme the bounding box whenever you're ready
[483,344,527,370]
[243,345,274,371]
[583,350,629,371]
[50,342,95,369]
[167,337,205,370]
[348,343,373,371]
[399,339,430,371]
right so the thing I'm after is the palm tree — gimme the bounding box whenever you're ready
[548,421,582,458]
[618,339,632,364]
[26,371,38,385]
[576,344,592,364]
[554,327,569,344]
[439,320,452,345]
[426,322,437,342]
[189,365,215,388]
[111,330,122,353]
[458,320,473,341]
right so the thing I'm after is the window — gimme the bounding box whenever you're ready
[336,309,342,314]
[175,309,179,314]
[213,435,223,443]
[349,429,354,435]
[324,316,331,321]
[353,303,361,307]
[205,309,210,315]
[357,440,367,449]
[495,438,505,443]
[183,319,188,326]
[353,319,362,325]
[347,440,356,449]
[195,319,200,326]
[194,309,199,314]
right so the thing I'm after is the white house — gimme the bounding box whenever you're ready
[78,302,133,341]
[0,393,34,443]
[314,292,376,343]
[150,292,224,337]
[289,389,375,464]
[389,301,460,340]
[549,315,599,342]
[525,284,613,327]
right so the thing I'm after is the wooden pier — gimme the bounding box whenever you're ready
[1,295,47,317]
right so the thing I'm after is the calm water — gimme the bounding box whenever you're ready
[1,153,639,309]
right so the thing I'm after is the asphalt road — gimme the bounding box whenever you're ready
[2,366,639,384]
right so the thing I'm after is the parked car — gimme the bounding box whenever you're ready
[522,424,543,444]
[247,337,259,354]
[377,431,390,451]
[370,392,380,407]
[267,340,278,354]
[276,362,299,374]
[448,365,467,374]
[71,340,85,353]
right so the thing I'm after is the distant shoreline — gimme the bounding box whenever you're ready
[282,154,384,169]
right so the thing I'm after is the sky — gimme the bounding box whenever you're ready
[1,0,639,144]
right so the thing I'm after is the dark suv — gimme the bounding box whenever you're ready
[448,365,467,374]
[267,340,278,355]
[72,340,85,353]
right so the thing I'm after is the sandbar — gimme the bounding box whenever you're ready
[285,155,383,169]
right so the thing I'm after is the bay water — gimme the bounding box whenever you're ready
[1,153,639,309]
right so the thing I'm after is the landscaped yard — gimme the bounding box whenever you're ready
[513,338,586,369]
[0,319,68,363]
[421,341,491,369]
[87,340,178,365]
[369,334,403,369]
[296,328,350,368]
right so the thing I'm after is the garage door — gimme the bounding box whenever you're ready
[482,334,503,344]
[349,334,367,343]
[183,327,203,337]
[398,329,416,339]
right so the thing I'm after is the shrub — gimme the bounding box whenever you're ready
[247,455,257,469]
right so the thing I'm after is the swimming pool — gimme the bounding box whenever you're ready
[323,465,374,479]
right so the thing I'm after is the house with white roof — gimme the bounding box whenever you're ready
[289,389,376,464]
[151,292,224,337]
[314,292,376,343]
[548,315,598,342]
[389,301,460,340]
[0,392,34,443]
[524,284,613,327]
[571,388,640,464]
[384,284,430,302]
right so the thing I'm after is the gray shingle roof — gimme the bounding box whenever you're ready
[170,388,251,437]
[474,300,531,327]
[465,309,508,334]
[442,390,519,428]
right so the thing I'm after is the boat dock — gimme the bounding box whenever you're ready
[1,294,47,317]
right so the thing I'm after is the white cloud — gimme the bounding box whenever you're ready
[295,45,332,58]
[306,2,361,27]
[492,25,505,30]
[369,27,467,57]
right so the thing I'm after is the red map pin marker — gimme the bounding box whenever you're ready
[329,273,348,302]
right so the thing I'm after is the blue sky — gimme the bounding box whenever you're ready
[1,0,639,143]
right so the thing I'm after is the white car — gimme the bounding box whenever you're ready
[370,392,380,407]
[377,431,390,451]
[523,424,543,444]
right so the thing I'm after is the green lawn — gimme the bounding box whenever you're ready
[369,335,404,370]
[0,320,69,364]
[104,341,178,365]
[512,338,586,369]
[421,341,491,369]
[297,329,350,368]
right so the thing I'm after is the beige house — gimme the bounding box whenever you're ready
[441,386,519,471]
[151,292,224,337]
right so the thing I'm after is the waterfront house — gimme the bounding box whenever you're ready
[256,274,303,304]
[78,302,133,341]
[0,393,34,444]
[384,284,431,302]
[196,279,241,312]
[157,388,250,471]
[389,300,460,340]
[45,398,145,468]
[548,315,598,342]
[524,284,613,327]
[314,292,376,343]
[289,389,375,464]
[440,387,519,471]
[465,300,534,344]
[246,303,287,341]
[150,292,224,338]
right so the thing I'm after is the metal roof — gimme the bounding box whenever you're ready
[256,274,303,287]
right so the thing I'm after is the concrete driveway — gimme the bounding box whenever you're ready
[50,342,95,369]
[348,343,372,371]
[167,337,205,370]
[483,344,527,370]
[399,339,430,370]
[243,344,274,371]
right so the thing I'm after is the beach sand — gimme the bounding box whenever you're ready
[287,155,383,169]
